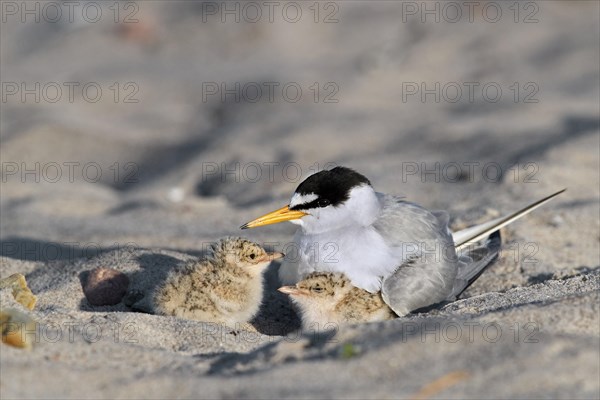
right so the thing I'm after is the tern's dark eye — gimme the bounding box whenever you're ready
[317,199,331,207]
[249,253,256,260]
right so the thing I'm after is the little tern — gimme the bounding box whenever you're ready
[241,166,565,315]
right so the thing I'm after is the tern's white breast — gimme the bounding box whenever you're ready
[293,226,402,292]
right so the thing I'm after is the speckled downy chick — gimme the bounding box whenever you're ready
[279,272,396,330]
[152,237,283,327]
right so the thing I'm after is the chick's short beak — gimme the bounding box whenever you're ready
[269,251,285,261]
[278,286,308,296]
[257,252,285,263]
[240,205,307,229]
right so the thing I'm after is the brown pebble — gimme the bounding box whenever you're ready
[83,268,129,306]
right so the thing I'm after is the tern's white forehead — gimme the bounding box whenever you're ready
[289,193,318,208]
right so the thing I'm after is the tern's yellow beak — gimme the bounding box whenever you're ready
[240,205,307,229]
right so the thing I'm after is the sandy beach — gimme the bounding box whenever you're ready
[1,1,599,398]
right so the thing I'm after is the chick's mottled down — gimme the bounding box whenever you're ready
[279,272,396,329]
[152,237,282,327]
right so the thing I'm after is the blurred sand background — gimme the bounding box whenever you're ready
[1,1,599,398]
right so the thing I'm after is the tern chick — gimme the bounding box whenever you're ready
[279,272,396,330]
[151,237,283,327]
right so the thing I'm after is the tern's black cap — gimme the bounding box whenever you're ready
[290,166,371,210]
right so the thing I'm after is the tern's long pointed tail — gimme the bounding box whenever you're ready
[452,189,566,251]
[446,189,565,300]
[449,230,502,300]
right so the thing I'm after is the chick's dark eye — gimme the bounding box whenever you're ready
[249,253,256,260]
[311,286,324,293]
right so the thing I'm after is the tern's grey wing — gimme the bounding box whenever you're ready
[448,230,502,300]
[382,231,501,315]
[373,194,455,249]
[381,252,459,316]
[375,194,460,315]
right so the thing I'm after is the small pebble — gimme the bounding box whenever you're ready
[83,268,130,306]
[0,274,36,310]
[1,308,37,349]
[167,187,185,203]
[549,215,564,227]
